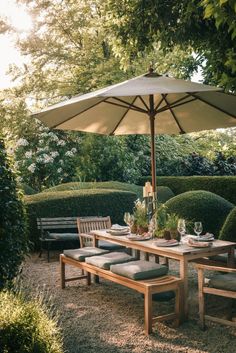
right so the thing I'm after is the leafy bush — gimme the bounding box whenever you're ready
[165,190,234,237]
[0,290,63,353]
[219,207,236,242]
[157,186,175,203]
[0,139,29,289]
[25,189,137,249]
[19,183,36,195]
[138,176,236,205]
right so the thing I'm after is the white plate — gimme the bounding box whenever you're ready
[187,235,214,242]
[126,235,151,241]
[107,230,130,236]
[154,240,179,247]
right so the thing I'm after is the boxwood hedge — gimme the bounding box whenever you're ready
[25,189,137,249]
[0,290,63,353]
[42,181,175,203]
[138,176,236,205]
[165,190,234,237]
[219,207,236,242]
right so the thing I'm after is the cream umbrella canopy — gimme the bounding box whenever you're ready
[33,69,236,192]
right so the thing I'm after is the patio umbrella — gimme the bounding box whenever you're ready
[33,68,236,193]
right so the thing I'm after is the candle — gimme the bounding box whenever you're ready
[143,182,153,198]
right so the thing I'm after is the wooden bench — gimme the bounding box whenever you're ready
[37,217,79,262]
[60,254,183,335]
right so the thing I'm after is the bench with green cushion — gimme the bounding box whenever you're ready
[98,240,125,251]
[209,249,236,264]
[85,252,134,270]
[48,233,79,241]
[63,247,109,262]
[209,273,236,291]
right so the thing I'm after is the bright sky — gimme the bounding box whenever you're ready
[0,0,32,89]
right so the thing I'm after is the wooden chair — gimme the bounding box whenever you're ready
[195,260,236,329]
[77,216,111,248]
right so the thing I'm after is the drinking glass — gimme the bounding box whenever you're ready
[177,219,186,244]
[194,221,203,238]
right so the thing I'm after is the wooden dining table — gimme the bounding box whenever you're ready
[91,230,236,320]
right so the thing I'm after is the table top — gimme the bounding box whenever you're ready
[92,230,236,259]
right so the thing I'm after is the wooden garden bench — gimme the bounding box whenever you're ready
[37,217,79,262]
[60,253,183,335]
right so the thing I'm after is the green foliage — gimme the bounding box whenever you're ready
[219,207,236,241]
[138,176,236,205]
[25,189,136,249]
[165,213,179,230]
[106,0,236,91]
[0,138,29,289]
[0,290,63,353]
[165,190,234,237]
[156,186,175,203]
[42,181,143,199]
[133,199,148,227]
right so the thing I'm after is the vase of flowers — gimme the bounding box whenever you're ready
[133,199,148,234]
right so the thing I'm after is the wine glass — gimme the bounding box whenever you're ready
[177,219,186,244]
[194,221,203,239]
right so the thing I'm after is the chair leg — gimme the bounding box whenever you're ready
[60,257,65,289]
[154,255,159,264]
[144,252,150,261]
[198,269,206,330]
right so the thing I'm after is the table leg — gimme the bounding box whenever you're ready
[179,258,188,321]
[227,247,235,268]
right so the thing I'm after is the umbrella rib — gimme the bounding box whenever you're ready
[157,97,197,113]
[189,93,236,119]
[109,96,139,135]
[161,94,186,134]
[137,96,150,111]
[154,95,167,114]
[110,97,148,113]
[49,97,108,129]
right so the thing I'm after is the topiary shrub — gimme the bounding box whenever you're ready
[42,181,143,198]
[0,290,63,353]
[25,189,137,249]
[0,139,29,289]
[138,176,236,205]
[165,190,234,237]
[219,207,236,242]
[157,186,175,203]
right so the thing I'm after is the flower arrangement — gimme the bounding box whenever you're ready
[133,199,148,234]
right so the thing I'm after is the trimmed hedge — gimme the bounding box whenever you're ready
[25,189,137,249]
[19,183,36,195]
[219,207,236,242]
[0,291,63,353]
[138,176,236,205]
[42,181,143,198]
[165,190,234,237]
[42,181,174,203]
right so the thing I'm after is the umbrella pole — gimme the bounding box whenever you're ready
[149,95,156,193]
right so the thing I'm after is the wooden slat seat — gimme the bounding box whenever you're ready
[60,254,183,335]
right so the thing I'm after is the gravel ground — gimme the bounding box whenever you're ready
[21,252,236,353]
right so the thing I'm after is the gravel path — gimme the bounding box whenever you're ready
[21,252,236,353]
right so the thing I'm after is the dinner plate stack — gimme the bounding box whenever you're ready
[109,224,130,235]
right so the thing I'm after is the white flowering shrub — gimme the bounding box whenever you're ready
[14,125,80,191]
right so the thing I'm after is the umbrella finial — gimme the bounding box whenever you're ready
[145,66,161,77]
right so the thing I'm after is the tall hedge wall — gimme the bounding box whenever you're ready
[25,189,137,249]
[138,176,236,204]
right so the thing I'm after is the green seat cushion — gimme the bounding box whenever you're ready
[85,252,134,270]
[98,240,125,251]
[209,273,236,291]
[110,260,168,280]
[63,247,109,261]
[48,233,79,241]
